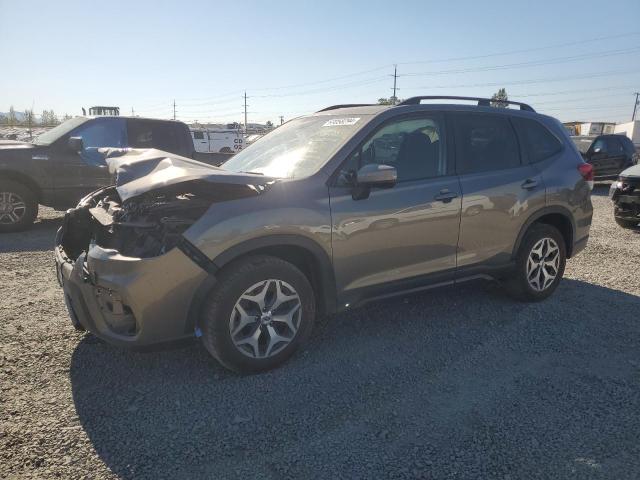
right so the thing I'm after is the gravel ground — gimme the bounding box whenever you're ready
[1,185,639,479]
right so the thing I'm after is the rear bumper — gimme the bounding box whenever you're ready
[55,228,209,348]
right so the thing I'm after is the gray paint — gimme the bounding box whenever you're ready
[56,102,593,347]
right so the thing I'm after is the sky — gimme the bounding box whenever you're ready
[1,0,640,125]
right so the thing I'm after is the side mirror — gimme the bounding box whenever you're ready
[68,136,83,152]
[356,163,397,188]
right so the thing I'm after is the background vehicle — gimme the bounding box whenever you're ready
[55,96,593,373]
[571,134,638,179]
[610,163,640,228]
[191,128,244,154]
[88,106,120,116]
[0,116,194,232]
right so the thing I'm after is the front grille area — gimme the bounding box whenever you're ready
[93,286,137,336]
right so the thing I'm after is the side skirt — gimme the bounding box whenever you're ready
[338,262,515,312]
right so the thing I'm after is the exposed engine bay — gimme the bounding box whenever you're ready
[60,181,262,261]
[57,149,275,262]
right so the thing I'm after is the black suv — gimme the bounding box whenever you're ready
[0,116,194,232]
[572,134,638,179]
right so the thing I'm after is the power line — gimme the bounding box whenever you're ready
[401,46,640,78]
[532,92,634,106]
[252,76,388,98]
[407,68,640,90]
[397,31,640,65]
[131,31,640,110]
[542,103,630,112]
[511,85,638,98]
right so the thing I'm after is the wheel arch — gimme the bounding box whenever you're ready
[185,235,337,334]
[513,206,576,259]
[0,170,43,203]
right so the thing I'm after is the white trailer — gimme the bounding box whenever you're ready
[191,129,245,154]
[613,120,640,148]
[579,122,616,136]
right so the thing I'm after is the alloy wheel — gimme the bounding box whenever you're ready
[0,192,27,225]
[526,237,560,292]
[229,279,302,358]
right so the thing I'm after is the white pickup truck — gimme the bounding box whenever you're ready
[191,128,245,154]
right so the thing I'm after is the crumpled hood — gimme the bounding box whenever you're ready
[620,164,640,179]
[101,148,276,201]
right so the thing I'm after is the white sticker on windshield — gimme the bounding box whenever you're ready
[323,117,360,127]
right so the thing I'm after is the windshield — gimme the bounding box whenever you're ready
[32,117,88,145]
[571,136,595,154]
[223,115,367,178]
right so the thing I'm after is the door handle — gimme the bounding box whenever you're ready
[521,179,538,190]
[434,189,458,203]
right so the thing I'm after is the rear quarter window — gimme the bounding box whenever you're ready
[514,118,563,163]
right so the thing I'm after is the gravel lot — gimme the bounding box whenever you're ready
[1,185,639,479]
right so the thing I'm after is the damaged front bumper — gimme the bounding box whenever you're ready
[53,149,274,347]
[55,220,209,348]
[610,177,640,222]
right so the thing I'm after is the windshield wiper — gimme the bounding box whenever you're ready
[238,171,264,175]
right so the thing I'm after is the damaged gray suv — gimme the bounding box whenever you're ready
[55,96,593,373]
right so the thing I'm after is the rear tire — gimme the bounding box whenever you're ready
[0,180,38,233]
[200,255,315,374]
[503,224,566,302]
[614,217,638,229]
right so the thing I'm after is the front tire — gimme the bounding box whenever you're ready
[504,224,566,302]
[0,180,38,233]
[200,255,315,374]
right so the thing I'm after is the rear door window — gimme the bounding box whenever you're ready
[513,117,563,163]
[453,113,520,174]
[605,137,625,155]
[127,120,192,156]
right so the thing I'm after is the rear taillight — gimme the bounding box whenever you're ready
[578,163,594,190]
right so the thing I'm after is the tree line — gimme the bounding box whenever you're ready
[0,106,72,127]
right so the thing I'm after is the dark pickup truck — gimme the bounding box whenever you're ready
[571,134,638,180]
[0,116,195,232]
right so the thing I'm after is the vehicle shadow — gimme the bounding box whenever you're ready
[0,215,63,253]
[69,278,640,479]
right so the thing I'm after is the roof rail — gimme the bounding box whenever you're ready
[397,96,535,112]
[316,104,376,112]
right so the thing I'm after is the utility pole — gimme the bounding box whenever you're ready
[633,92,639,121]
[243,92,248,133]
[279,115,284,126]
[131,107,135,116]
[391,64,398,105]
[173,99,176,120]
